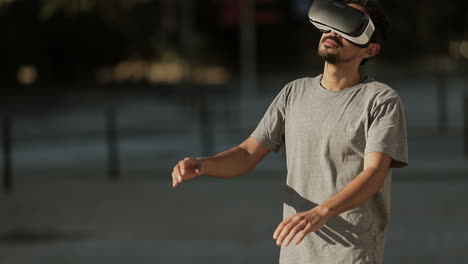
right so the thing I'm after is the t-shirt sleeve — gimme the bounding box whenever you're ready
[365,94,409,168]
[250,85,290,152]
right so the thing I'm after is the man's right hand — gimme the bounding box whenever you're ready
[171,157,203,188]
[170,137,270,187]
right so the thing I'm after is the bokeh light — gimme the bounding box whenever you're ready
[459,41,468,59]
[17,65,38,86]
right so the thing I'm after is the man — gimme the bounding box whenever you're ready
[171,0,408,263]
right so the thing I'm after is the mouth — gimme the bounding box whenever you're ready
[322,36,342,48]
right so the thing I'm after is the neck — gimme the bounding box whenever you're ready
[321,62,362,91]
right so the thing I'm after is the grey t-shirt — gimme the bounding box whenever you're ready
[251,75,408,264]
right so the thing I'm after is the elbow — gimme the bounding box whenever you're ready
[238,146,260,173]
[376,168,390,191]
[363,166,389,192]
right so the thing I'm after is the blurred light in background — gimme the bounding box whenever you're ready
[146,61,185,84]
[192,66,230,84]
[449,41,461,59]
[459,41,468,59]
[449,40,468,60]
[96,60,230,85]
[114,60,147,82]
[16,65,38,86]
[0,0,15,8]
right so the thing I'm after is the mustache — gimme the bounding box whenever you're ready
[322,36,343,47]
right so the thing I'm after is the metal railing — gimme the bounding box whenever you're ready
[2,115,12,192]
[465,93,468,159]
[1,85,238,193]
[1,109,122,193]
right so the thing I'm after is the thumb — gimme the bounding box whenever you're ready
[180,157,193,175]
[194,160,204,176]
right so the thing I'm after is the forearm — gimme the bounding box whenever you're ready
[272,153,392,246]
[197,145,258,178]
[319,167,389,218]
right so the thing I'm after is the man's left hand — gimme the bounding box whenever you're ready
[273,206,330,246]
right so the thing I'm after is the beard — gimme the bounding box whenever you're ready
[317,35,344,64]
[318,49,340,64]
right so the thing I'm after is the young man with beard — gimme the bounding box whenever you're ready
[171,0,408,263]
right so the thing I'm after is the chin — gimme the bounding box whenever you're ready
[318,49,337,57]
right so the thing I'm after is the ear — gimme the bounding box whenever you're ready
[362,43,381,59]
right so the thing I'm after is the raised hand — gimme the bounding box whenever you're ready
[171,157,203,188]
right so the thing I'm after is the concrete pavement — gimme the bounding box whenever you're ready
[1,173,467,263]
[1,73,468,263]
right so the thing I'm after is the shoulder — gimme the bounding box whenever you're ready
[274,76,321,108]
[285,76,321,90]
[280,75,321,97]
[363,78,403,105]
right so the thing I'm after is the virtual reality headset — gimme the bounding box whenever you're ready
[308,0,375,46]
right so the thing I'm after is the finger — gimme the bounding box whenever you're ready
[276,219,301,246]
[175,165,183,183]
[171,171,178,188]
[276,222,295,246]
[273,219,290,239]
[294,223,312,245]
[273,215,295,239]
[178,160,187,175]
[180,158,196,176]
[179,162,185,176]
[172,164,182,183]
[284,220,307,247]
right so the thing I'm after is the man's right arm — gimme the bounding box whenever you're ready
[171,136,270,188]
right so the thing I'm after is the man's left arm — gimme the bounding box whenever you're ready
[273,152,391,247]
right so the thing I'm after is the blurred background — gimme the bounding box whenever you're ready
[0,0,467,263]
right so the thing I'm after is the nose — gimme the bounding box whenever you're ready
[323,30,342,39]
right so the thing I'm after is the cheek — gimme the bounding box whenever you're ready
[357,48,370,58]
[344,43,364,55]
